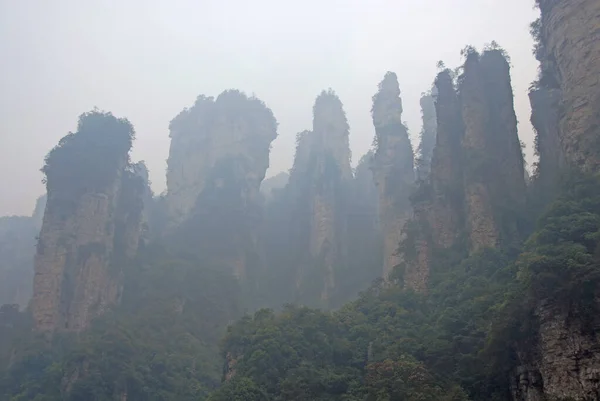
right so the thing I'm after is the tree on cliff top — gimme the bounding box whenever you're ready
[42,110,135,195]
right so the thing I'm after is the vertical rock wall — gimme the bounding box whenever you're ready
[538,0,600,172]
[0,195,46,308]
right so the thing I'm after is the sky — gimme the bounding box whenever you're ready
[0,0,540,216]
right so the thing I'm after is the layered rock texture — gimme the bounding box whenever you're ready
[511,299,600,401]
[371,72,415,279]
[166,90,277,280]
[536,0,600,172]
[31,111,146,332]
[0,195,46,308]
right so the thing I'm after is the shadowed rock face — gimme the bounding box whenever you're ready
[0,195,46,309]
[537,0,600,172]
[529,88,564,191]
[371,72,415,279]
[430,70,465,250]
[166,90,277,279]
[459,52,500,252]
[416,92,438,180]
[459,50,526,252]
[31,111,146,332]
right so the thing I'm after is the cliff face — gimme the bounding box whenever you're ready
[510,3,600,399]
[537,0,600,172]
[529,88,564,193]
[371,72,415,279]
[31,111,145,332]
[166,90,277,280]
[512,298,600,401]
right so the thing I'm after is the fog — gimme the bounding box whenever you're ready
[0,0,539,216]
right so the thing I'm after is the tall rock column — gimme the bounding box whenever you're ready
[371,72,415,278]
[31,111,145,332]
[166,90,277,280]
[416,91,438,180]
[459,51,500,251]
[310,91,352,302]
[459,49,526,251]
[429,70,465,250]
[537,0,600,172]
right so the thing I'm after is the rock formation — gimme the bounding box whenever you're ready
[296,90,352,303]
[166,90,277,280]
[371,72,415,279]
[510,4,600,399]
[263,90,353,307]
[529,87,564,193]
[511,299,600,401]
[429,70,465,251]
[416,90,438,180]
[260,172,289,201]
[31,111,146,332]
[536,0,600,172]
[0,195,45,308]
[459,49,526,252]
[459,50,501,251]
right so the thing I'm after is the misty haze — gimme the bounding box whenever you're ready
[2,0,600,400]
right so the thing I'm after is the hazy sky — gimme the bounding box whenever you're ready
[0,0,540,216]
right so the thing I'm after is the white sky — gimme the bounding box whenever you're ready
[0,0,540,216]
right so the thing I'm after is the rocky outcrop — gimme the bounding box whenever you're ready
[536,0,600,172]
[166,90,277,279]
[31,111,145,332]
[371,72,415,279]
